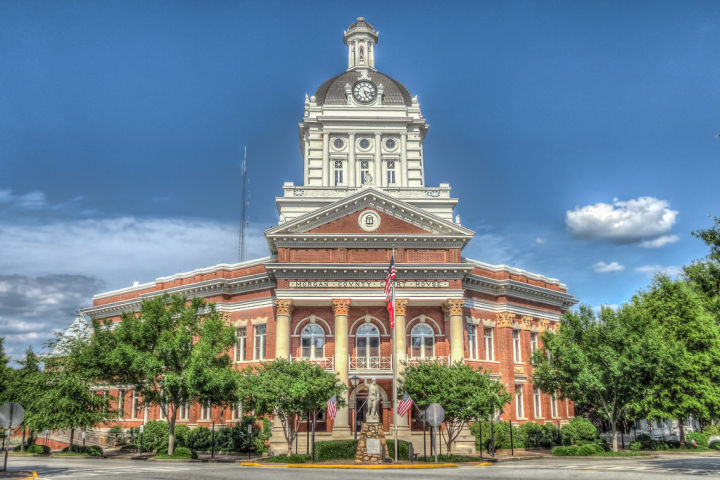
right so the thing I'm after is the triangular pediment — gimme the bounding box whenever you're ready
[265,188,475,239]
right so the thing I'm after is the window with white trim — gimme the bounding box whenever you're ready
[512,330,522,363]
[333,160,344,185]
[386,160,396,185]
[533,388,542,418]
[301,324,325,359]
[411,323,435,359]
[530,332,538,353]
[356,323,380,361]
[360,160,371,185]
[201,400,211,421]
[550,393,558,418]
[132,391,142,419]
[484,328,494,361]
[235,327,246,362]
[254,324,266,360]
[467,325,478,360]
[232,403,243,420]
[515,384,525,418]
[178,401,190,421]
[117,389,125,418]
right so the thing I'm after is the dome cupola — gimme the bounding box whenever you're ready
[344,17,379,70]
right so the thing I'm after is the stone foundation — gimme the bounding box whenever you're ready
[355,422,387,463]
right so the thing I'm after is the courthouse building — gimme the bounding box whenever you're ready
[81,17,577,453]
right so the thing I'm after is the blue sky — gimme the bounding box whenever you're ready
[1,0,719,360]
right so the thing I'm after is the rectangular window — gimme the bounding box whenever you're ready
[117,389,125,418]
[515,384,525,418]
[484,328,494,361]
[360,160,371,185]
[386,160,396,185]
[232,403,243,420]
[235,328,246,362]
[467,325,477,359]
[533,388,542,418]
[132,391,142,419]
[512,330,522,363]
[201,400,211,421]
[530,332,538,353]
[551,393,558,418]
[334,160,343,185]
[178,402,189,421]
[254,324,266,360]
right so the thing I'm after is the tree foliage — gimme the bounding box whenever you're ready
[400,361,510,454]
[531,305,664,451]
[80,294,241,454]
[240,359,346,456]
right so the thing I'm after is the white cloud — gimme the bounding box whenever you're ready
[592,304,620,314]
[639,234,679,248]
[593,261,625,273]
[566,197,677,245]
[635,264,683,277]
[535,237,547,245]
[0,189,47,209]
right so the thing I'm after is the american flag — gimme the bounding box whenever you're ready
[385,253,397,327]
[397,392,413,417]
[326,394,337,421]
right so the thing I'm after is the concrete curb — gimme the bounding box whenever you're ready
[0,471,38,480]
[240,461,460,469]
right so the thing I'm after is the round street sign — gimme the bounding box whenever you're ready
[425,403,444,427]
[0,402,25,429]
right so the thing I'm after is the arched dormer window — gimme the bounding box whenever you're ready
[356,323,380,361]
[301,324,325,359]
[410,323,434,359]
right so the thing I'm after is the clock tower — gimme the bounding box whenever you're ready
[279,17,460,225]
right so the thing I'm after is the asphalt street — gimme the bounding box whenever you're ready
[3,454,720,479]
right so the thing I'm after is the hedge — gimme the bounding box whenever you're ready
[26,444,50,454]
[61,445,103,456]
[314,440,357,461]
[385,439,410,459]
[156,446,198,459]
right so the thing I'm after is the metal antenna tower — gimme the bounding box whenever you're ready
[238,146,248,263]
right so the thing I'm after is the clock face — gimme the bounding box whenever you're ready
[352,81,377,103]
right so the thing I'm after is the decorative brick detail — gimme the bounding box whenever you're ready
[355,423,388,463]
[497,311,515,328]
[332,298,351,315]
[395,298,409,316]
[274,299,293,316]
[443,298,464,316]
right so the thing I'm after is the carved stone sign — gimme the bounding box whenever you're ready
[366,438,380,455]
[288,280,450,288]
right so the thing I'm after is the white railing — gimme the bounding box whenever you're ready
[291,355,334,370]
[405,356,450,367]
[349,355,393,371]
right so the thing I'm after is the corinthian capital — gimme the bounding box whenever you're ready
[274,299,293,316]
[332,298,351,316]
[442,298,465,316]
[496,311,515,328]
[395,298,409,316]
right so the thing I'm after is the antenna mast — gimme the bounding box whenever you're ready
[238,146,248,263]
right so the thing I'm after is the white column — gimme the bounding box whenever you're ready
[274,299,292,360]
[444,299,465,363]
[332,299,351,437]
[374,132,382,186]
[400,133,408,187]
[348,133,356,187]
[322,132,329,186]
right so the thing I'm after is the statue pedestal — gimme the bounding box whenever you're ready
[355,422,387,463]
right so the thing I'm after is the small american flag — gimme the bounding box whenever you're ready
[385,253,397,327]
[397,392,413,417]
[326,394,337,421]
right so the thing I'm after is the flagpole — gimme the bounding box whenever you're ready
[392,247,398,462]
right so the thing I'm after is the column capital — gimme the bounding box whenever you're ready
[274,299,293,316]
[395,298,409,316]
[539,318,551,331]
[442,298,465,316]
[521,315,533,330]
[496,311,515,328]
[332,298,351,316]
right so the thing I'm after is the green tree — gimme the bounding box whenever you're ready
[0,338,10,401]
[686,216,720,322]
[531,305,664,451]
[240,359,346,456]
[630,275,720,443]
[81,294,241,455]
[5,347,42,450]
[693,215,720,262]
[400,361,510,454]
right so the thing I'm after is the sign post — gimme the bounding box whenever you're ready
[425,403,444,464]
[0,402,25,472]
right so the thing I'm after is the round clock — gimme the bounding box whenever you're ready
[352,81,377,103]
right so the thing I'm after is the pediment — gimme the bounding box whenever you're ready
[266,188,475,238]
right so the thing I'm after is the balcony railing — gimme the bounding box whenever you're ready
[290,355,334,370]
[405,356,450,367]
[349,355,393,371]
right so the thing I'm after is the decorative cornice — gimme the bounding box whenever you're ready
[497,312,515,328]
[332,298,351,315]
[271,234,468,250]
[267,263,472,281]
[395,298,409,316]
[463,274,577,309]
[274,299,293,316]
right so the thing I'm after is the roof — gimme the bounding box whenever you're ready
[314,70,413,106]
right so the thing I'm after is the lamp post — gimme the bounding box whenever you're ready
[350,375,360,440]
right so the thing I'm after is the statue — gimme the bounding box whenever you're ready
[366,378,380,423]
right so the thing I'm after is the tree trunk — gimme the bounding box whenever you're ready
[21,428,26,452]
[286,414,295,456]
[608,418,618,452]
[168,407,177,456]
[69,428,75,453]
[678,418,685,446]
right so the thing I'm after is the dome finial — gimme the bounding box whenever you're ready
[344,17,378,71]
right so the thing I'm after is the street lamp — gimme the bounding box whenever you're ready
[350,375,361,440]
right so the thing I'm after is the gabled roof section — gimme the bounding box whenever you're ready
[265,188,474,253]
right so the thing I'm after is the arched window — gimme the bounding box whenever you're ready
[356,323,380,361]
[301,324,325,359]
[411,323,434,359]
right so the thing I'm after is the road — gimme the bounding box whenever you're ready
[3,454,720,479]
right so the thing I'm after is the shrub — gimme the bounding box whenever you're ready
[187,426,212,451]
[704,425,720,435]
[61,445,103,456]
[156,446,198,459]
[315,440,357,461]
[140,420,169,452]
[173,424,191,448]
[521,422,559,448]
[265,454,310,463]
[26,444,50,454]
[471,420,525,450]
[577,443,604,456]
[386,439,412,459]
[552,446,570,456]
[634,434,657,450]
[561,417,598,446]
[685,432,708,448]
[710,441,720,450]
[629,441,642,451]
